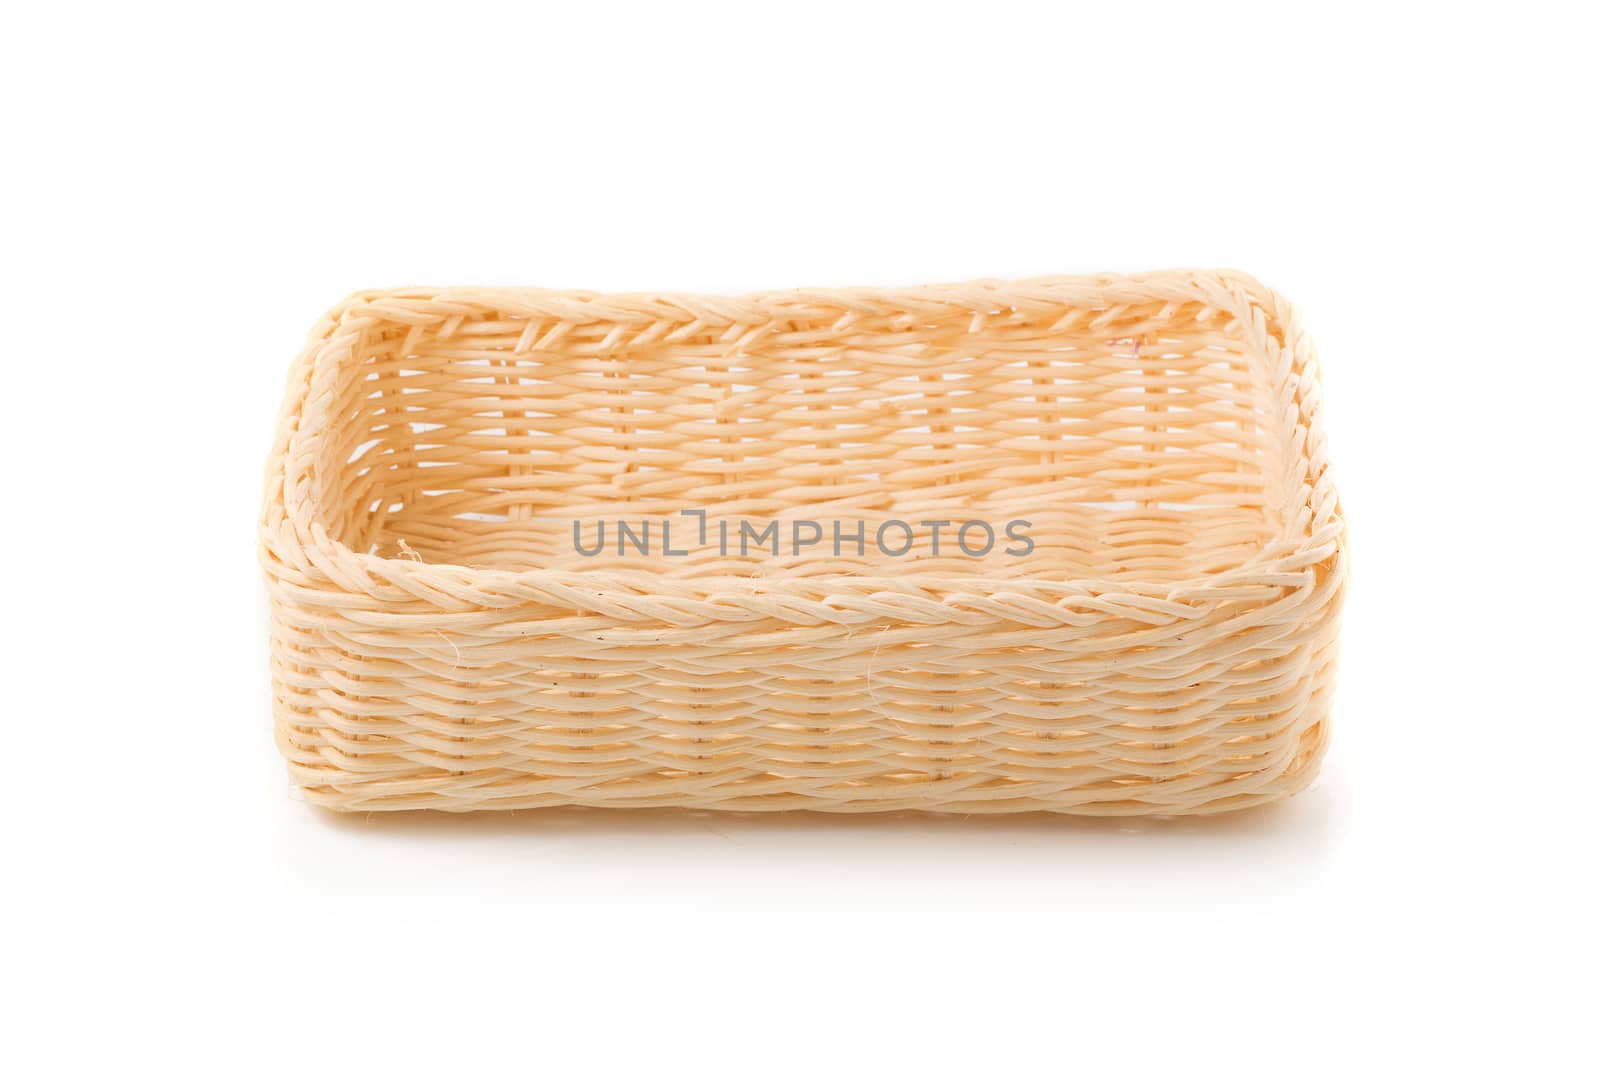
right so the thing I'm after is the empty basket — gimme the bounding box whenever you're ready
[261,269,1344,815]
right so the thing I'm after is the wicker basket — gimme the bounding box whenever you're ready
[261,269,1343,815]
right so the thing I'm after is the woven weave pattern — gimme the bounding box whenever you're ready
[261,270,1343,814]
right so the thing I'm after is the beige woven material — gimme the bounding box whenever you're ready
[261,269,1344,815]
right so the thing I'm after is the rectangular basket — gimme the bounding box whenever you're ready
[261,269,1344,815]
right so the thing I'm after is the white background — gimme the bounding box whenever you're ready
[5,3,1596,1062]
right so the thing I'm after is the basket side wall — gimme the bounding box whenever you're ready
[267,551,1341,815]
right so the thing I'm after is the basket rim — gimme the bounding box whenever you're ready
[261,269,1343,622]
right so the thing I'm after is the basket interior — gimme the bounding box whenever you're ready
[309,297,1287,583]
